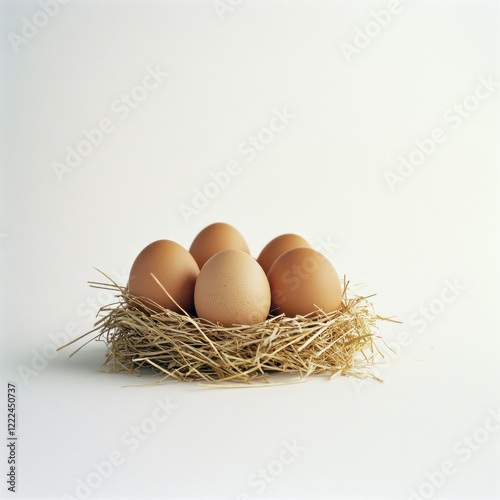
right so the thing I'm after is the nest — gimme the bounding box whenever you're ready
[62,272,395,385]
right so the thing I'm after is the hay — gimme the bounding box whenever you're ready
[61,271,396,385]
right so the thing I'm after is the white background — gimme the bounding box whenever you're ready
[1,1,499,499]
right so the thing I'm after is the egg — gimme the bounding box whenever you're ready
[267,247,342,317]
[189,222,250,269]
[257,233,310,274]
[128,240,199,313]
[194,249,271,326]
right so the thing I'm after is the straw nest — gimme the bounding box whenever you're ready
[63,272,395,385]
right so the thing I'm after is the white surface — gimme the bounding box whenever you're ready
[1,1,499,499]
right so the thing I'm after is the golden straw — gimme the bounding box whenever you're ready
[60,272,398,385]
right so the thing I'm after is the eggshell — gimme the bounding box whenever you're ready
[194,249,271,326]
[267,247,342,317]
[257,233,310,274]
[128,240,199,313]
[189,222,250,269]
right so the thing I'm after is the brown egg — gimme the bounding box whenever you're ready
[189,222,250,269]
[267,247,342,317]
[128,240,199,313]
[257,233,310,274]
[194,249,271,326]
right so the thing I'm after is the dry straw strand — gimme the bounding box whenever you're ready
[59,271,397,385]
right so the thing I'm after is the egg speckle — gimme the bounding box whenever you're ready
[194,249,271,326]
[267,247,342,317]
